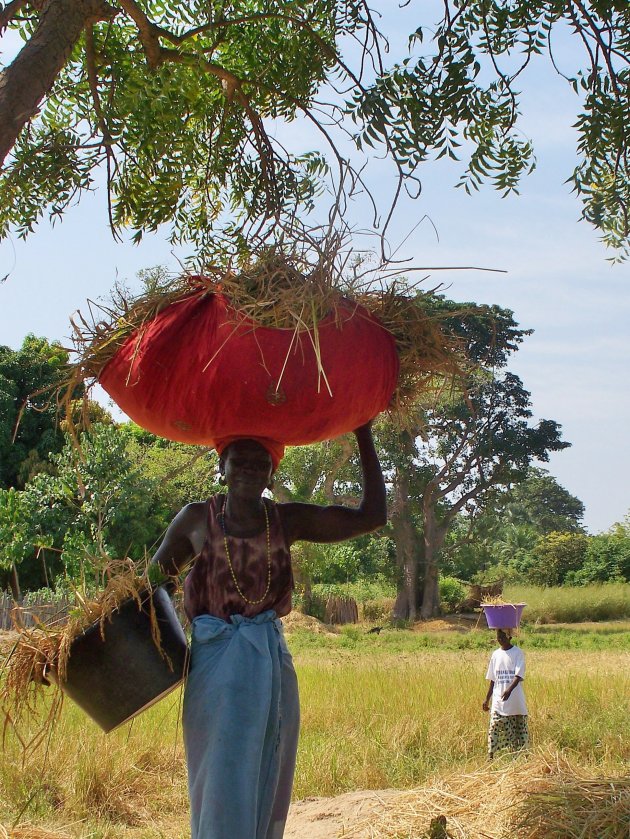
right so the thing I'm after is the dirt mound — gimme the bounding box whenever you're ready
[281,611,339,635]
[412,615,483,633]
[285,790,400,839]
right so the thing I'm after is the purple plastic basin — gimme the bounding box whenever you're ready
[482,603,526,629]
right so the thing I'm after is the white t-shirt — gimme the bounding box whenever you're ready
[485,645,527,716]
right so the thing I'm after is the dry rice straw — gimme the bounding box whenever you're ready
[0,826,74,839]
[340,750,630,839]
[61,248,477,432]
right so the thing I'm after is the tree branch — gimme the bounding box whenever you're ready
[0,0,117,167]
[158,48,281,215]
[84,25,111,144]
[479,4,518,132]
[156,11,348,77]
[0,0,27,32]
[570,0,621,96]
[84,23,120,239]
[321,437,354,503]
[444,483,486,525]
[116,0,161,68]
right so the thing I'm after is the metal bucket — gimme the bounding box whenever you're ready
[57,586,188,732]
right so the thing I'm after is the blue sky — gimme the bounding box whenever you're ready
[1,5,628,533]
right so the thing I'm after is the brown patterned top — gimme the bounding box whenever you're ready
[183,495,293,621]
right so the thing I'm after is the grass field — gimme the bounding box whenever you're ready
[287,616,630,653]
[1,618,629,838]
[503,583,630,624]
[294,645,630,796]
[310,583,630,626]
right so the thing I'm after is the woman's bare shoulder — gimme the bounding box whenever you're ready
[180,500,209,516]
[154,501,210,567]
[174,500,209,532]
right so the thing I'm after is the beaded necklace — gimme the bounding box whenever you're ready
[219,496,272,605]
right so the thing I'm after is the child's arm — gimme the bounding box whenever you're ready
[482,681,494,712]
[501,675,523,701]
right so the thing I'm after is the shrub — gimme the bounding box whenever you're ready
[528,532,589,586]
[311,579,396,603]
[361,598,395,623]
[472,563,524,585]
[565,533,630,585]
[439,576,467,613]
[308,537,398,586]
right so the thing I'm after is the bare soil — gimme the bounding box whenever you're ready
[285,789,401,839]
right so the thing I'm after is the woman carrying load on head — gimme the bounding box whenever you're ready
[151,422,386,839]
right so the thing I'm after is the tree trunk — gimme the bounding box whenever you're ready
[390,465,419,622]
[40,547,50,588]
[0,0,116,166]
[9,562,22,603]
[321,437,353,502]
[420,494,448,619]
[420,546,440,619]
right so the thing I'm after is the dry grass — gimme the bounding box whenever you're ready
[0,826,75,838]
[294,648,630,797]
[505,583,630,624]
[281,611,339,635]
[0,695,188,838]
[2,631,628,837]
[341,751,630,838]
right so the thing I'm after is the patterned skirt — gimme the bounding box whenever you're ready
[488,712,529,757]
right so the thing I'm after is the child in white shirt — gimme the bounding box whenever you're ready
[482,629,529,758]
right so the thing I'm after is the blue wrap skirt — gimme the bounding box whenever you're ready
[183,610,300,839]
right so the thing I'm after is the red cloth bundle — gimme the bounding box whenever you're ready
[99,291,399,448]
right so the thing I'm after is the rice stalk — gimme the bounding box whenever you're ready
[0,827,75,839]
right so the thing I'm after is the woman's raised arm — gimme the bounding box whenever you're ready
[279,423,387,546]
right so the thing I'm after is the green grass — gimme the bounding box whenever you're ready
[287,621,630,656]
[504,582,630,623]
[305,582,630,625]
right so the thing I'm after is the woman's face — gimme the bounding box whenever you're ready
[221,440,273,499]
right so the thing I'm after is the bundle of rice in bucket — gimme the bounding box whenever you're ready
[482,602,527,630]
[53,585,188,732]
[1,564,188,737]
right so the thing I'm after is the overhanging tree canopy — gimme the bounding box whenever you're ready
[0,0,372,255]
[352,0,630,259]
[0,1,628,260]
